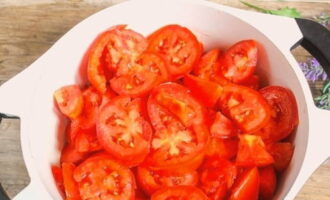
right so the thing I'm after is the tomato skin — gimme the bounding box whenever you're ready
[184,74,223,108]
[194,48,221,80]
[137,167,198,195]
[151,186,208,200]
[52,165,65,194]
[206,138,238,159]
[253,86,299,143]
[147,25,202,80]
[210,112,238,139]
[240,75,260,90]
[229,167,260,200]
[54,85,84,119]
[259,166,277,200]
[267,143,294,172]
[218,40,258,83]
[97,96,152,167]
[62,163,81,200]
[236,134,274,167]
[60,144,89,164]
[218,84,271,133]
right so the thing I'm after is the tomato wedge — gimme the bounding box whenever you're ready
[184,74,223,108]
[110,52,169,97]
[194,48,221,80]
[74,154,135,200]
[52,165,64,194]
[253,86,299,143]
[218,40,258,83]
[60,144,90,164]
[74,127,102,153]
[54,85,84,119]
[240,75,260,90]
[210,112,238,139]
[236,135,274,167]
[147,25,202,79]
[229,167,260,200]
[62,163,80,200]
[206,138,238,159]
[267,142,294,172]
[218,84,271,133]
[137,167,198,195]
[259,166,277,200]
[97,96,152,167]
[151,186,208,200]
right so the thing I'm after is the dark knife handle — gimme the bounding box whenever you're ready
[294,18,330,76]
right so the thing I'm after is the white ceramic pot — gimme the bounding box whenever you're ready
[0,0,329,199]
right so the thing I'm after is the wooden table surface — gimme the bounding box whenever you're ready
[0,0,329,199]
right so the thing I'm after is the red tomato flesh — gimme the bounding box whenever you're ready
[194,48,221,80]
[259,166,277,200]
[267,142,294,172]
[210,112,238,139]
[151,186,208,200]
[62,163,80,200]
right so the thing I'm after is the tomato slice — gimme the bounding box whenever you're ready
[205,138,238,159]
[146,83,208,172]
[267,142,294,172]
[259,166,277,200]
[52,165,64,194]
[184,74,223,108]
[240,75,260,90]
[218,84,271,133]
[193,48,221,80]
[253,86,299,143]
[97,96,152,167]
[218,40,258,83]
[151,186,208,200]
[236,135,274,167]
[62,163,80,200]
[147,25,202,79]
[60,144,90,164]
[54,85,84,119]
[74,127,102,153]
[229,167,260,200]
[137,167,198,195]
[74,154,135,200]
[110,52,169,97]
[210,112,238,139]
[200,156,237,200]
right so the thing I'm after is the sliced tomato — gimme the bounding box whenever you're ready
[267,142,294,172]
[240,75,260,90]
[100,88,117,109]
[259,166,277,200]
[206,138,238,159]
[52,165,64,194]
[147,25,202,79]
[151,186,208,200]
[136,189,149,200]
[218,84,271,133]
[74,127,102,153]
[229,167,260,200]
[236,135,274,167]
[54,85,84,119]
[110,52,169,97]
[184,74,223,108]
[137,167,198,195]
[87,25,147,93]
[97,96,152,167]
[74,154,135,200]
[210,112,238,139]
[194,48,221,80]
[146,83,208,172]
[218,40,258,83]
[253,86,299,143]
[200,156,237,200]
[60,144,89,164]
[62,163,80,200]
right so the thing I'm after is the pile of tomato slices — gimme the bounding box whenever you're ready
[52,24,299,200]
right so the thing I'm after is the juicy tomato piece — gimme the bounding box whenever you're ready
[259,166,277,200]
[110,52,169,97]
[54,85,84,119]
[218,40,258,83]
[147,25,202,79]
[210,112,238,139]
[240,75,260,90]
[146,83,208,172]
[74,127,102,153]
[62,163,80,200]
[87,25,147,93]
[137,167,198,195]
[194,48,221,80]
[253,86,299,143]
[151,186,208,200]
[236,135,274,167]
[267,142,294,172]
[218,84,271,133]
[97,96,152,167]
[100,88,117,109]
[52,165,64,194]
[184,74,223,108]
[74,154,135,200]
[136,189,149,200]
[229,167,260,200]
[206,138,238,159]
[60,144,90,164]
[200,156,237,200]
